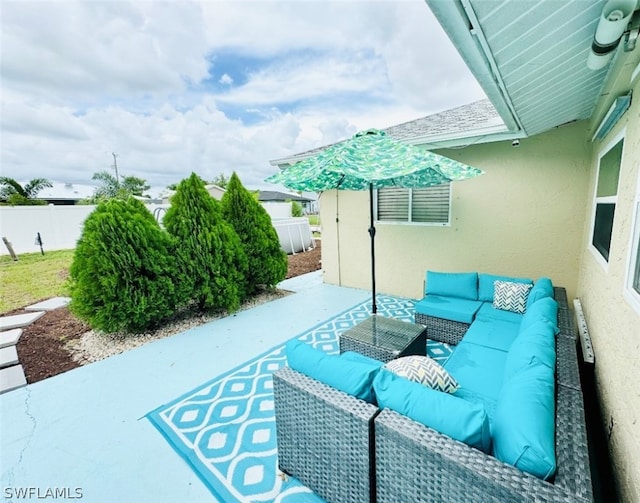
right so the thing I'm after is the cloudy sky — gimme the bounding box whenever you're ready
[1,0,485,195]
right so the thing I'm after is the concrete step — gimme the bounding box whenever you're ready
[25,297,71,312]
[0,328,22,349]
[0,364,27,394]
[0,346,19,369]
[0,311,45,331]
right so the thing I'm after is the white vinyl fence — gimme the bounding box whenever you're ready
[0,202,314,256]
[0,204,169,256]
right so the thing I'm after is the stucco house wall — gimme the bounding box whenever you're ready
[320,120,591,302]
[576,77,640,502]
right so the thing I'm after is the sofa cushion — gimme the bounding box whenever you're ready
[475,303,524,324]
[286,339,382,403]
[527,277,554,309]
[462,318,520,352]
[493,280,533,314]
[414,295,482,324]
[478,273,532,302]
[426,271,478,300]
[373,369,491,453]
[443,341,507,402]
[492,364,556,480]
[503,321,556,381]
[385,355,459,393]
[520,296,559,334]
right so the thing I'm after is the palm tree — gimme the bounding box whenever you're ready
[0,177,52,204]
[91,170,150,200]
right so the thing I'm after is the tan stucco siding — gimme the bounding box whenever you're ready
[320,121,591,302]
[577,78,640,502]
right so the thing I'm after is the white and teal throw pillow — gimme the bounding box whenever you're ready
[384,355,459,393]
[493,280,533,314]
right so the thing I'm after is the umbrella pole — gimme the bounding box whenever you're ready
[368,183,377,314]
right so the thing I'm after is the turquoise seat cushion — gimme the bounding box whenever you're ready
[503,321,556,381]
[527,277,554,309]
[425,271,479,300]
[373,369,491,453]
[475,302,524,324]
[286,339,382,403]
[462,318,520,352]
[443,341,507,402]
[492,364,556,480]
[453,386,498,422]
[478,273,532,302]
[414,295,482,324]
[520,296,559,334]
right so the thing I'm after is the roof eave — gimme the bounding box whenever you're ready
[425,0,524,135]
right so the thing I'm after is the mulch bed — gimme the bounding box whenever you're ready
[11,241,321,384]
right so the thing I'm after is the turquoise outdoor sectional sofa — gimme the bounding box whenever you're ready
[272,271,593,502]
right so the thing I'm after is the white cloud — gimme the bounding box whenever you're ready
[0,0,485,191]
[219,73,233,85]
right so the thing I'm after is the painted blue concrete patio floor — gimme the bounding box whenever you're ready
[0,273,440,502]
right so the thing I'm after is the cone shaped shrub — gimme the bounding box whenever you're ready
[221,172,287,294]
[69,198,178,333]
[163,173,248,312]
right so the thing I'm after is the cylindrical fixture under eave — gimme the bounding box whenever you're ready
[587,0,637,70]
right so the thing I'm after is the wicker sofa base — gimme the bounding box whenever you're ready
[273,366,378,503]
[414,312,469,345]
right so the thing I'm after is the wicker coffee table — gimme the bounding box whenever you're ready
[339,315,427,363]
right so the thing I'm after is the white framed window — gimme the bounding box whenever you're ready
[624,170,640,313]
[375,184,451,225]
[589,133,624,266]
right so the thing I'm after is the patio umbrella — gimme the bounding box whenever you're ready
[266,129,484,314]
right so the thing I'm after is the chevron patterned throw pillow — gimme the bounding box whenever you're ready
[384,355,459,393]
[493,280,533,314]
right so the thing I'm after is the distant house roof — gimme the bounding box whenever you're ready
[35,183,96,203]
[270,99,510,167]
[258,190,312,203]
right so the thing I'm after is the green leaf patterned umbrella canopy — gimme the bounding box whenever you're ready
[265,129,484,314]
[265,129,484,191]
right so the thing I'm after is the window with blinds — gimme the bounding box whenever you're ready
[376,184,451,224]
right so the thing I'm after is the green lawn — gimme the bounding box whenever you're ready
[0,249,75,314]
[307,215,320,226]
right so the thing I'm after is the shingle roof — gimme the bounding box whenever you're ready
[383,99,504,141]
[271,99,507,166]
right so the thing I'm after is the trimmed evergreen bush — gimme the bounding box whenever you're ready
[164,173,248,312]
[221,172,287,294]
[69,197,178,333]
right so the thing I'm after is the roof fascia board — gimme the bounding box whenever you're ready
[398,123,511,146]
[270,129,524,168]
[425,0,523,133]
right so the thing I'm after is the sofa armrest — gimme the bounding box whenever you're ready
[273,366,379,503]
[375,408,592,502]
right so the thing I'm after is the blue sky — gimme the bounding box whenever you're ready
[0,0,485,194]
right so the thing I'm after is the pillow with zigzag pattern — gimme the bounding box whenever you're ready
[493,280,533,314]
[384,355,459,394]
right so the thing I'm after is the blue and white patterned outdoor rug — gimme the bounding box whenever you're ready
[147,295,452,502]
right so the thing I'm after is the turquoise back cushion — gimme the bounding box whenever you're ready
[492,364,556,480]
[503,321,556,381]
[520,296,559,333]
[527,278,554,309]
[286,339,382,403]
[426,271,478,300]
[478,273,532,302]
[373,369,491,453]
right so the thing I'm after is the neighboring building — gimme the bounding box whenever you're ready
[34,183,96,205]
[159,184,226,204]
[258,190,317,214]
[271,2,640,501]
